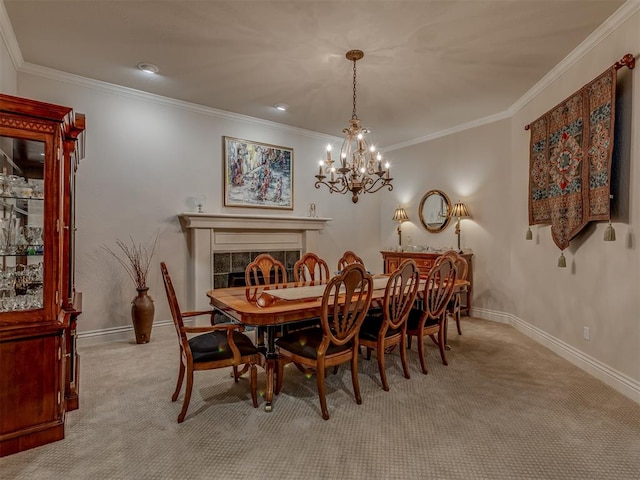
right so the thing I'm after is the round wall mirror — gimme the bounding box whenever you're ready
[418,190,452,233]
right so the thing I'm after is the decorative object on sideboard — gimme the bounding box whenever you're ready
[102,232,159,344]
[315,50,392,203]
[392,206,409,248]
[451,201,471,253]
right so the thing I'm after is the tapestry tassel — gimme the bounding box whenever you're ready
[604,222,616,241]
[557,252,567,268]
[526,227,533,240]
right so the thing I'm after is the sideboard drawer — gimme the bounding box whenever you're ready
[414,258,434,274]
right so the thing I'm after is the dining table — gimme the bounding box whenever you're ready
[207,274,469,411]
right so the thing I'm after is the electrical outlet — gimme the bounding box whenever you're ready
[583,326,590,341]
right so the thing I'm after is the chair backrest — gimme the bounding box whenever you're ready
[320,263,373,348]
[382,259,420,331]
[423,256,457,320]
[435,250,468,281]
[337,250,364,271]
[293,252,330,283]
[160,262,189,348]
[245,253,287,286]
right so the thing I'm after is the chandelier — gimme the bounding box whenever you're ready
[315,50,393,203]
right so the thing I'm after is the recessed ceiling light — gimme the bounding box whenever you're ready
[137,62,159,74]
[274,103,289,111]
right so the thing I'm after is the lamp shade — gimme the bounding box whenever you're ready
[451,202,470,218]
[392,207,409,223]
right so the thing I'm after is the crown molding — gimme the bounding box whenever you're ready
[383,110,511,152]
[18,61,341,144]
[509,0,640,114]
[0,0,23,69]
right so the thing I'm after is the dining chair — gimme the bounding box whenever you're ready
[405,256,457,374]
[275,263,373,420]
[359,259,420,391]
[293,252,330,283]
[337,250,364,271]
[433,249,469,338]
[160,262,260,423]
[245,253,288,286]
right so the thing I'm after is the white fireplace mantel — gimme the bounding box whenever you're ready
[178,213,331,309]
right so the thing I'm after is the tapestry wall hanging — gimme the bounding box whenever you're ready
[526,53,635,258]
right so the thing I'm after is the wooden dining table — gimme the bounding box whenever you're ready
[207,275,469,411]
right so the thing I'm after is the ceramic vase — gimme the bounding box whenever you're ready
[131,287,154,344]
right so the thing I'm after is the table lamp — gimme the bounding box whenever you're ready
[451,201,470,253]
[392,206,409,248]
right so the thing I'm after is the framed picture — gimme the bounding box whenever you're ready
[223,136,294,209]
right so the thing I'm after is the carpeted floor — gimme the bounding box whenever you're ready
[2,317,639,480]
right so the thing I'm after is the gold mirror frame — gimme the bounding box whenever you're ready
[418,189,452,233]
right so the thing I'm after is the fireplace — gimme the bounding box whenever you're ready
[178,213,330,311]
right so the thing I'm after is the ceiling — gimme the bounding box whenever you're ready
[3,1,626,149]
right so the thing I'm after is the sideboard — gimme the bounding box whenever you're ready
[380,250,473,315]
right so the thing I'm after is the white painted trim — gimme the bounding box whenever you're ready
[16,61,342,143]
[509,0,640,114]
[0,0,23,69]
[473,307,640,405]
[384,110,511,152]
[77,319,174,347]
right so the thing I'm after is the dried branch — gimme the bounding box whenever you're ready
[102,231,159,289]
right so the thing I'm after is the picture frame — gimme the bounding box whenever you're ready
[223,136,294,210]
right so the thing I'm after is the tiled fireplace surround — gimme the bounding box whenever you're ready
[178,213,330,311]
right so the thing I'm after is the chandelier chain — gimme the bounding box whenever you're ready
[352,58,358,120]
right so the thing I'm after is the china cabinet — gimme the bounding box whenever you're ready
[381,250,473,315]
[0,94,85,456]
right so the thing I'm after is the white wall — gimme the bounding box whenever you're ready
[509,11,640,385]
[384,119,513,315]
[389,10,640,399]
[16,72,383,336]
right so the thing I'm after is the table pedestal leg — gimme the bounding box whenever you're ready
[262,326,278,412]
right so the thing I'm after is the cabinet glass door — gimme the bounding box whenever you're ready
[0,135,45,312]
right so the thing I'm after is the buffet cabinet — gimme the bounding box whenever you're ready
[0,94,85,456]
[381,250,474,315]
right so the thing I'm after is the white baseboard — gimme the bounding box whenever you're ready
[77,319,174,347]
[472,307,640,405]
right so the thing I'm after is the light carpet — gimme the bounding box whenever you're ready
[2,318,639,480]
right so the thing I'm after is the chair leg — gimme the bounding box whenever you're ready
[400,336,410,380]
[377,345,389,391]
[250,364,258,408]
[232,365,240,382]
[455,302,462,335]
[178,368,194,423]
[437,327,448,366]
[316,362,329,420]
[351,350,362,405]
[366,347,372,360]
[172,361,185,402]
[407,334,413,350]
[417,331,428,374]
